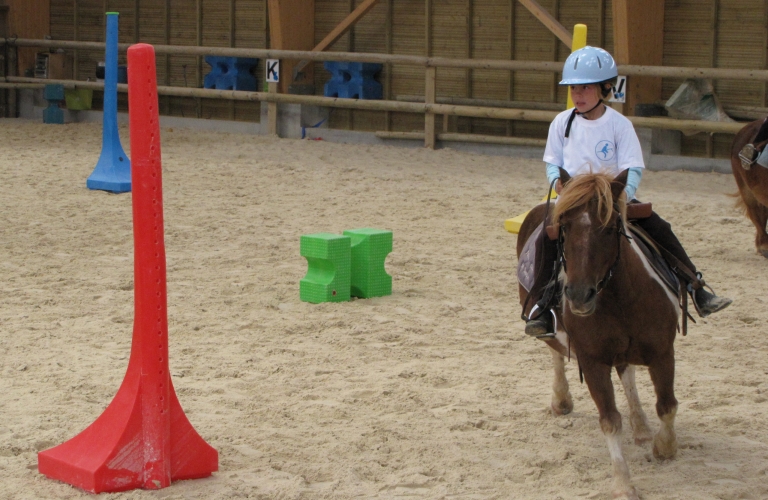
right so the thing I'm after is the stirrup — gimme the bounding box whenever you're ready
[687,273,732,318]
[739,143,758,170]
[525,307,557,339]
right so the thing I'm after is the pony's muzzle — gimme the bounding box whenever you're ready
[564,283,598,315]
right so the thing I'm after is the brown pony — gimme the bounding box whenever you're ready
[731,118,768,257]
[517,170,680,500]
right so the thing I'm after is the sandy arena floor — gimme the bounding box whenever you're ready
[0,119,766,499]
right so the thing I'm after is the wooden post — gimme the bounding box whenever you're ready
[196,0,202,118]
[706,0,719,157]
[466,0,473,134]
[8,43,17,117]
[229,0,236,120]
[73,0,79,79]
[764,0,768,108]
[612,0,664,116]
[507,0,515,136]
[268,81,278,136]
[550,0,560,103]
[425,65,436,149]
[385,0,393,131]
[5,0,50,78]
[134,0,140,42]
[267,0,316,93]
[163,0,170,115]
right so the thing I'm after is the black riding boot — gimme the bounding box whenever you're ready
[523,223,560,338]
[631,207,732,317]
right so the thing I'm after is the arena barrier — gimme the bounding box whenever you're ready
[1,38,762,147]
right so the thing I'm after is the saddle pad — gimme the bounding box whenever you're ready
[517,223,543,293]
[628,224,680,294]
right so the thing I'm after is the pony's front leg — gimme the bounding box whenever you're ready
[549,346,573,415]
[582,361,638,500]
[617,364,652,444]
[648,353,678,460]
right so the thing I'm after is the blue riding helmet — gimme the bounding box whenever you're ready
[559,46,618,85]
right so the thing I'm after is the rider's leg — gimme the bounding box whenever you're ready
[632,210,732,317]
[524,224,560,336]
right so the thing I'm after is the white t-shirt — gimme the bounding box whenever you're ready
[543,106,645,178]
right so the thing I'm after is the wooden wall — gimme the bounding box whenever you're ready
[50,0,267,121]
[41,0,768,157]
[3,0,50,78]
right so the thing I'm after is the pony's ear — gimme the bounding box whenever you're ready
[559,168,571,186]
[611,169,629,201]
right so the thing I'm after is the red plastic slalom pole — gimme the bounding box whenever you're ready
[38,43,218,493]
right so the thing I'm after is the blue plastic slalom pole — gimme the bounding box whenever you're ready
[87,12,131,193]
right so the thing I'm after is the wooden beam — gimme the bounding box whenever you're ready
[517,0,571,49]
[612,0,665,116]
[267,0,315,92]
[313,0,380,53]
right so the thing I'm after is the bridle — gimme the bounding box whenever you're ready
[556,204,632,295]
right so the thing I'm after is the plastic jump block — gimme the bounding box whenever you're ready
[343,228,393,299]
[300,233,351,303]
[323,61,383,100]
[505,189,558,234]
[203,56,259,91]
[43,84,65,124]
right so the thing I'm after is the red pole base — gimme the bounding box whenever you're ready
[38,372,218,493]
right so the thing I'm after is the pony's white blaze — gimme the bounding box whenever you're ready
[628,236,679,315]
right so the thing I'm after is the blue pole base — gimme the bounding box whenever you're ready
[87,153,132,193]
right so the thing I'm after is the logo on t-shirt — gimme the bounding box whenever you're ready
[595,140,615,162]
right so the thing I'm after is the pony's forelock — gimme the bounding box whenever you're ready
[553,173,626,228]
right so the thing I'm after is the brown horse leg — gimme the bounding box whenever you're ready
[648,353,679,460]
[582,361,638,500]
[733,167,768,257]
[549,347,573,415]
[616,365,652,444]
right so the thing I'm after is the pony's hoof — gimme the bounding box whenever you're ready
[759,248,768,259]
[612,486,639,500]
[551,401,573,416]
[652,439,677,460]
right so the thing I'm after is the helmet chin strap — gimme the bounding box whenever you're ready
[564,99,604,138]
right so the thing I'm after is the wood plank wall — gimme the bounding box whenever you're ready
[44,0,768,157]
[4,0,50,78]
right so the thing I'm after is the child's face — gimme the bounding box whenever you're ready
[570,84,602,113]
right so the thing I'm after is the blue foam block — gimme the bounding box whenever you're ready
[324,62,382,100]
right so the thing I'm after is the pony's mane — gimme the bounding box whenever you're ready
[553,173,627,228]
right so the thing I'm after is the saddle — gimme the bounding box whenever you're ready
[626,223,680,295]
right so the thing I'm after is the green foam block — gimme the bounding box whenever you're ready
[300,233,351,303]
[343,228,392,299]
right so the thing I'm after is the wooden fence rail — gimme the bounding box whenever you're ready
[0,38,754,145]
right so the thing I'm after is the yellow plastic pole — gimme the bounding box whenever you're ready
[504,189,558,234]
[565,24,588,109]
[505,25,587,235]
